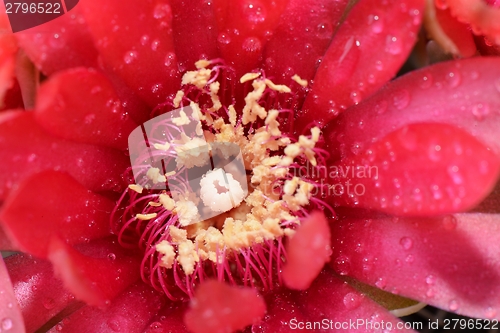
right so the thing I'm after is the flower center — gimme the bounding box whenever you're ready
[112,60,329,300]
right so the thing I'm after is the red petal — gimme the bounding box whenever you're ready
[47,282,165,333]
[184,280,266,333]
[48,237,142,308]
[256,269,417,333]
[0,111,129,200]
[282,211,331,290]
[0,257,25,333]
[435,7,476,57]
[212,0,288,77]
[170,0,219,71]
[1,171,115,258]
[447,0,500,45]
[15,5,98,75]
[331,123,500,216]
[298,0,425,132]
[0,12,17,108]
[35,68,138,150]
[330,212,500,319]
[6,254,76,333]
[325,57,500,160]
[80,0,180,107]
[264,0,349,84]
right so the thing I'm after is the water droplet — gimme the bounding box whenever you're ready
[375,278,387,289]
[368,14,384,34]
[385,35,402,55]
[425,275,435,285]
[375,60,384,71]
[55,324,63,331]
[343,292,361,310]
[399,237,413,250]
[485,307,497,319]
[442,216,457,230]
[472,103,490,120]
[351,142,363,155]
[1,318,12,331]
[217,32,231,45]
[151,83,163,94]
[449,299,459,311]
[164,52,176,67]
[392,196,402,206]
[375,100,388,114]
[151,39,160,51]
[445,70,461,88]
[409,8,422,25]
[447,165,463,184]
[316,22,333,38]
[242,37,262,53]
[392,89,410,110]
[108,253,116,260]
[405,254,414,263]
[426,288,435,298]
[435,0,448,10]
[140,34,150,46]
[108,320,121,331]
[350,90,362,104]
[333,255,351,275]
[123,51,137,64]
[43,297,56,309]
[244,2,267,24]
[153,3,171,19]
[84,114,96,125]
[419,73,433,89]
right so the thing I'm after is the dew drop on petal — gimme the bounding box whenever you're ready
[445,70,461,88]
[375,277,387,289]
[217,32,231,45]
[124,51,137,64]
[333,255,351,275]
[392,89,410,110]
[1,318,12,331]
[435,0,448,9]
[472,103,490,120]
[419,73,433,89]
[399,237,413,250]
[405,254,414,263]
[385,35,402,55]
[449,300,459,311]
[425,275,435,285]
[368,14,384,34]
[343,292,361,310]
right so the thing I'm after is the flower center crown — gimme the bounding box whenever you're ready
[112,60,330,300]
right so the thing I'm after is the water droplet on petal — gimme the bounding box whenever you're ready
[217,32,231,45]
[333,255,351,275]
[151,39,160,51]
[242,37,262,53]
[375,60,384,71]
[368,14,384,34]
[405,254,414,263]
[343,292,362,309]
[108,320,121,332]
[419,73,433,89]
[399,237,413,250]
[445,70,461,88]
[124,51,137,64]
[425,275,435,285]
[140,35,150,46]
[449,299,459,311]
[153,3,171,19]
[350,90,362,104]
[375,277,387,289]
[472,103,490,120]
[1,318,12,331]
[435,0,448,10]
[108,253,116,260]
[375,100,388,114]
[244,2,267,24]
[392,89,410,110]
[385,35,402,55]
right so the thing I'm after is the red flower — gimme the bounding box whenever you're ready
[1,0,500,332]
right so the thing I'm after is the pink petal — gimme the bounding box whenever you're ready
[47,282,165,333]
[283,211,331,290]
[0,257,25,333]
[263,0,349,84]
[35,68,138,150]
[0,171,115,258]
[15,4,99,75]
[80,0,180,107]
[5,254,76,333]
[212,0,289,77]
[330,123,500,216]
[170,0,219,71]
[184,280,266,333]
[256,269,417,333]
[330,211,500,319]
[0,111,129,200]
[0,13,17,108]
[48,237,142,308]
[298,0,424,132]
[325,57,500,160]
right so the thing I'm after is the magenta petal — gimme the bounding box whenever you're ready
[263,0,349,84]
[1,171,115,258]
[330,212,500,319]
[6,254,76,333]
[326,57,500,160]
[257,269,417,333]
[48,237,142,308]
[15,5,98,75]
[35,68,138,150]
[0,111,129,200]
[331,123,500,216]
[80,0,180,107]
[0,257,25,333]
[47,282,165,333]
[298,0,424,132]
